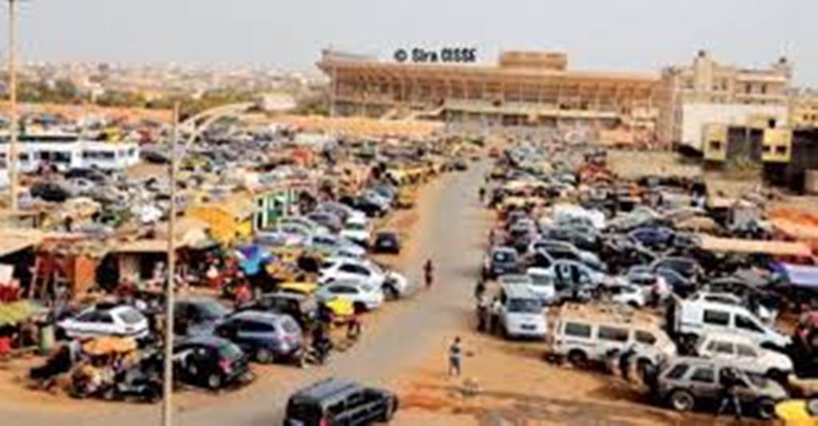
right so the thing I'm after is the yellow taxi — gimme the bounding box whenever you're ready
[775,399,818,424]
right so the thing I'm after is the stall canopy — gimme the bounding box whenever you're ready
[0,230,44,258]
[696,235,813,257]
[0,301,46,327]
[773,263,818,289]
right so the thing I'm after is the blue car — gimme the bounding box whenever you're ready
[628,226,676,249]
[484,247,520,280]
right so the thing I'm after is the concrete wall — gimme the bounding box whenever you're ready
[680,103,788,151]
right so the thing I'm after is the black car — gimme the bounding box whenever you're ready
[173,336,251,391]
[30,182,71,202]
[339,195,386,218]
[284,378,398,426]
[174,297,230,336]
[64,168,108,183]
[238,292,318,328]
[453,159,469,171]
[372,231,401,254]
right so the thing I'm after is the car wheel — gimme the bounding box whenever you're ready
[756,397,776,420]
[255,348,274,364]
[206,373,223,391]
[669,389,695,412]
[766,368,785,383]
[567,350,587,368]
[636,358,653,381]
[383,285,399,300]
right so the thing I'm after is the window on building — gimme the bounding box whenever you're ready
[776,146,788,155]
[745,83,752,94]
[763,145,773,153]
[761,84,767,94]
[709,141,722,151]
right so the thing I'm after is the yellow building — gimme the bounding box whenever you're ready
[186,195,256,245]
[790,89,818,128]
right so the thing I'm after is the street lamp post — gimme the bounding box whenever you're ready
[163,103,180,426]
[6,0,19,211]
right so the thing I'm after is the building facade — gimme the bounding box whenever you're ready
[318,49,660,132]
[790,89,818,129]
[657,51,792,151]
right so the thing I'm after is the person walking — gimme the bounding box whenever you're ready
[448,337,463,377]
[716,367,742,420]
[346,310,362,341]
[424,259,434,290]
[618,344,637,382]
[474,279,486,301]
[489,297,502,334]
[478,186,486,203]
[476,294,489,332]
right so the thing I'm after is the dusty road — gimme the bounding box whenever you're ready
[1,162,490,426]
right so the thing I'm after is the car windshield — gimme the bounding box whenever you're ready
[119,309,145,325]
[218,343,244,361]
[346,223,365,231]
[507,298,542,313]
[198,301,229,319]
[743,371,768,388]
[493,251,516,263]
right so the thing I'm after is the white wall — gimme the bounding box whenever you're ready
[680,103,788,151]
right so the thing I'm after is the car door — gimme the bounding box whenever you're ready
[687,365,718,401]
[707,340,736,361]
[94,311,118,336]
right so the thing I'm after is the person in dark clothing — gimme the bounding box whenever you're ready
[716,368,742,420]
[476,295,489,332]
[474,279,486,301]
[618,344,637,382]
[346,311,362,340]
[424,259,434,290]
[478,187,486,203]
[448,337,463,377]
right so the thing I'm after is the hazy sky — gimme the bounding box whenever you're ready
[5,0,818,85]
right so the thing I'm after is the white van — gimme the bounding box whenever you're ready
[674,299,790,349]
[498,285,547,340]
[549,304,676,367]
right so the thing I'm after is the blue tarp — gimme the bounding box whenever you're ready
[236,244,272,276]
[773,262,818,289]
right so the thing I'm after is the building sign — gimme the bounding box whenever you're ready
[393,47,477,64]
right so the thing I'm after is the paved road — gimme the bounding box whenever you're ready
[4,162,490,426]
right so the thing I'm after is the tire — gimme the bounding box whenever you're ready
[383,285,399,301]
[766,368,785,383]
[206,373,223,391]
[381,396,398,422]
[255,348,274,365]
[756,397,776,420]
[567,350,588,368]
[668,389,695,412]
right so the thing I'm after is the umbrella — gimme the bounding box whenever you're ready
[82,336,138,356]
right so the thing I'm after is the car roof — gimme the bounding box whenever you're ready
[291,377,362,403]
[177,335,233,348]
[699,332,755,345]
[229,310,285,323]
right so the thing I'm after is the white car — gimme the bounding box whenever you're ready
[695,332,793,378]
[526,268,556,304]
[315,280,385,311]
[58,305,149,339]
[309,233,366,259]
[340,217,371,247]
[608,283,647,308]
[319,258,410,298]
[259,222,313,247]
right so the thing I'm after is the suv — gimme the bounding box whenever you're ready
[173,336,251,391]
[174,297,230,336]
[652,356,787,418]
[498,284,547,340]
[214,311,303,364]
[284,378,398,426]
[238,292,318,328]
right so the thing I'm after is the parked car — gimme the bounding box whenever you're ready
[671,297,790,349]
[528,239,605,271]
[483,246,521,280]
[694,332,793,380]
[340,195,388,218]
[307,211,343,234]
[651,356,785,418]
[548,305,676,370]
[340,216,371,247]
[629,226,676,250]
[173,336,251,390]
[372,231,401,254]
[58,304,149,339]
[319,258,410,299]
[174,297,230,336]
[315,280,385,312]
[498,284,547,339]
[525,267,557,304]
[238,292,318,328]
[214,311,303,364]
[284,378,398,426]
[30,181,72,202]
[608,282,648,308]
[309,233,366,259]
[316,201,366,225]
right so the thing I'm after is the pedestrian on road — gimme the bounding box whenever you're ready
[478,187,486,203]
[346,310,362,341]
[489,297,502,334]
[618,344,636,382]
[716,367,742,420]
[476,295,489,332]
[448,337,463,377]
[474,279,486,301]
[424,259,434,290]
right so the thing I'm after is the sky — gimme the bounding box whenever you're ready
[4,0,818,85]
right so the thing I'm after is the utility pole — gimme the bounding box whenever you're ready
[7,0,19,211]
[163,102,179,426]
